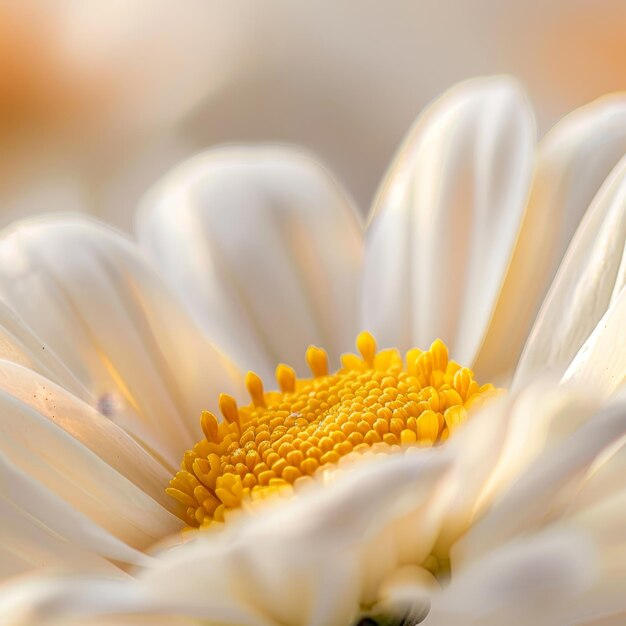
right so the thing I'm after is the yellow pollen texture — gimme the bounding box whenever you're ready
[167,333,497,528]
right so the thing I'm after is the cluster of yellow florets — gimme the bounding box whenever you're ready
[167,332,497,528]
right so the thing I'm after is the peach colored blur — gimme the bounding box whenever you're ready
[0,0,624,230]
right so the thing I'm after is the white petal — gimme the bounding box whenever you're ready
[427,529,597,626]
[0,452,147,579]
[0,576,167,626]
[503,481,626,624]
[561,287,626,397]
[514,155,626,386]
[452,396,626,569]
[567,400,626,514]
[0,360,173,509]
[0,500,119,580]
[0,300,88,400]
[137,146,363,380]
[475,95,626,380]
[362,76,535,364]
[435,381,599,552]
[563,493,626,624]
[0,389,180,551]
[143,451,451,626]
[571,486,626,587]
[0,215,243,465]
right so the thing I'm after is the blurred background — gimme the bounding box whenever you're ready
[1,0,625,231]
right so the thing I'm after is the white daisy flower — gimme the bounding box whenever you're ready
[0,77,624,625]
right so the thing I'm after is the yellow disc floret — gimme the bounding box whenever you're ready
[167,333,498,528]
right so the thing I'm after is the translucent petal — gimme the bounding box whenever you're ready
[427,529,596,626]
[363,76,535,365]
[475,94,626,380]
[0,452,147,579]
[0,300,88,400]
[0,215,243,465]
[452,395,626,568]
[515,155,626,386]
[0,360,174,509]
[0,384,181,551]
[436,381,603,552]
[143,451,451,626]
[137,146,363,380]
[562,287,626,398]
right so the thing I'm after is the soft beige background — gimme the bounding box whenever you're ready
[1,0,625,230]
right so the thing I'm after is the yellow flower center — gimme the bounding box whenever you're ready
[168,332,497,528]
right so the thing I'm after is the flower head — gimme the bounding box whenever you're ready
[0,76,624,625]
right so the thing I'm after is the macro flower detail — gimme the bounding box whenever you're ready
[169,333,496,527]
[0,76,623,625]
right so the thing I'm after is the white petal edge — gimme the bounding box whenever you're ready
[514,154,626,386]
[0,214,244,465]
[137,145,363,380]
[439,481,626,625]
[0,300,89,401]
[567,483,626,621]
[142,451,452,626]
[451,394,626,569]
[362,76,535,365]
[434,381,600,553]
[561,287,626,397]
[0,359,174,510]
[0,451,149,580]
[0,387,181,551]
[426,529,597,626]
[0,576,192,626]
[475,93,626,380]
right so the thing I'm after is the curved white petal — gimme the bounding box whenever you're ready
[0,301,88,401]
[142,451,451,626]
[0,215,243,465]
[567,395,626,514]
[137,146,363,380]
[515,155,626,386]
[362,76,535,364]
[561,287,626,397]
[562,491,626,624]
[0,360,173,509]
[434,381,600,552]
[0,452,147,580]
[475,94,626,380]
[452,396,626,569]
[442,456,626,626]
[427,529,596,626]
[0,576,187,626]
[0,385,181,551]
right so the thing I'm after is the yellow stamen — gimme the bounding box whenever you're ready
[305,345,328,377]
[245,371,266,408]
[218,393,239,425]
[200,411,219,443]
[356,330,377,364]
[168,334,499,528]
[275,364,296,393]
